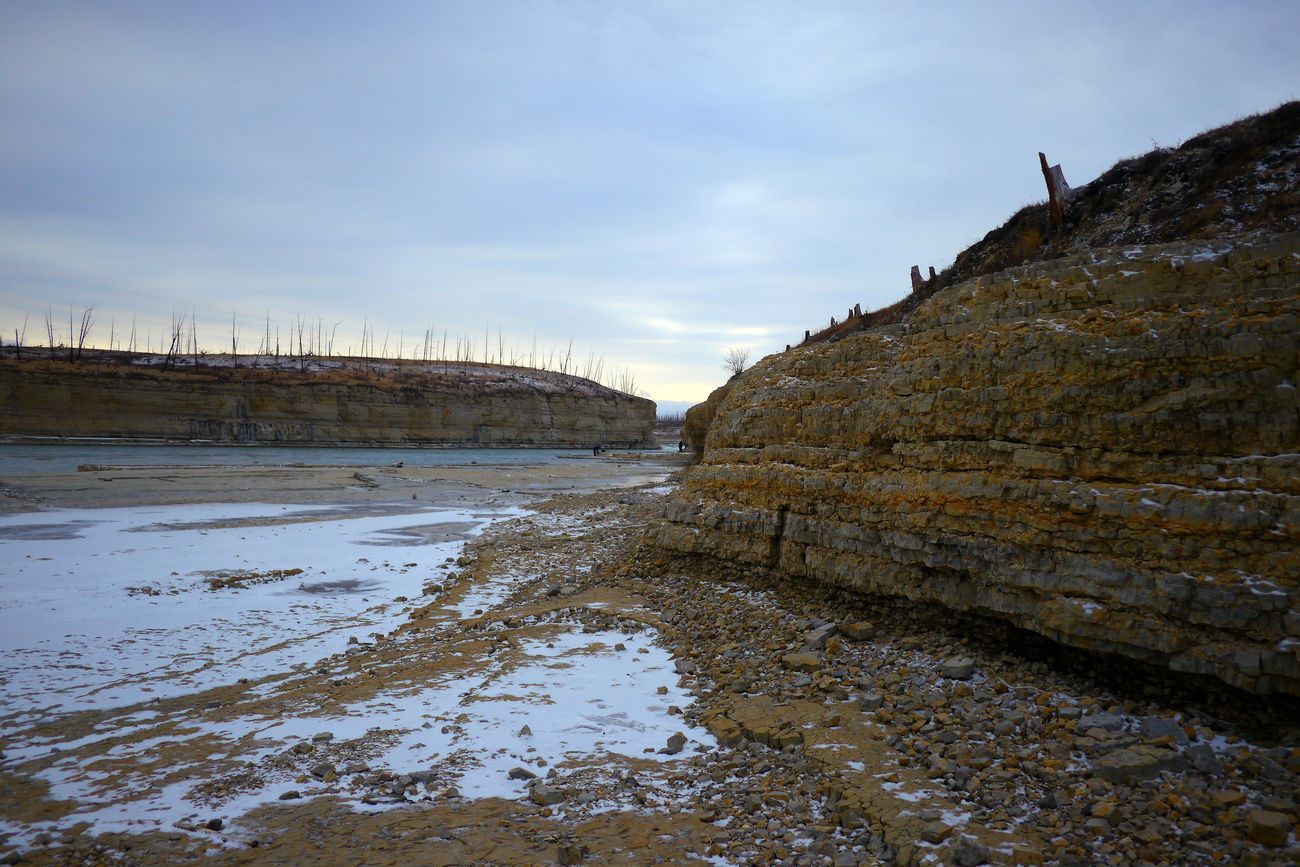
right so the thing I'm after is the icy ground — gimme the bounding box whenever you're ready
[0,501,706,849]
[0,501,502,717]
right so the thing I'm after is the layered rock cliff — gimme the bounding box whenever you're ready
[0,360,656,448]
[651,233,1300,695]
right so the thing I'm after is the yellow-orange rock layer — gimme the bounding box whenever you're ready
[652,234,1300,695]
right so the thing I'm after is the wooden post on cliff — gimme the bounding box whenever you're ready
[1039,151,1070,228]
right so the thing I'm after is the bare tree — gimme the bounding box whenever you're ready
[723,346,750,377]
[12,314,28,359]
[74,306,95,360]
[164,310,186,370]
[45,308,56,359]
[230,311,239,367]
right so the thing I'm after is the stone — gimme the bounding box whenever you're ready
[530,784,565,806]
[1139,716,1188,745]
[1246,810,1291,846]
[840,621,875,641]
[205,818,223,831]
[953,834,990,866]
[661,732,688,755]
[1092,746,1184,784]
[940,657,976,679]
[804,623,838,650]
[508,767,537,780]
[782,652,821,673]
[920,820,952,843]
[1212,789,1246,808]
[557,843,587,864]
[1186,743,1224,775]
[311,731,333,743]
[1077,713,1125,733]
[858,691,884,711]
[278,790,301,800]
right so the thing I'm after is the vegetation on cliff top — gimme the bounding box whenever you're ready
[805,100,1299,345]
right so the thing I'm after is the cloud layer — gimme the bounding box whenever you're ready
[3,2,1297,401]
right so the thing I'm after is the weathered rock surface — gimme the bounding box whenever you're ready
[0,360,656,448]
[652,234,1300,695]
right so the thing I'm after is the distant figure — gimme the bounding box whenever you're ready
[593,443,605,456]
[678,440,685,453]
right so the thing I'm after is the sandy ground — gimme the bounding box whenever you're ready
[0,455,682,516]
[2,456,1298,865]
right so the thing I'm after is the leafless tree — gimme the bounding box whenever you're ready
[164,310,186,370]
[230,311,239,367]
[12,314,28,359]
[44,308,56,359]
[723,346,750,377]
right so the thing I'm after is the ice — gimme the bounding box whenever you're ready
[0,499,711,848]
[0,502,515,716]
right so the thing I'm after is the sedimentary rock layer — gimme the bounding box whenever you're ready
[0,362,656,448]
[652,234,1300,695]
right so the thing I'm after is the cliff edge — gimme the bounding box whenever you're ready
[0,358,657,449]
[652,233,1299,695]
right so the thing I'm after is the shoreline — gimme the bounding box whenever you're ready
[0,454,690,516]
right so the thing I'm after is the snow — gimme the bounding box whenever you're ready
[0,502,511,717]
[0,500,710,848]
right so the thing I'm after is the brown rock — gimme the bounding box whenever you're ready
[1246,810,1291,847]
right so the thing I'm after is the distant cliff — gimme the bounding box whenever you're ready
[651,234,1300,695]
[0,358,656,448]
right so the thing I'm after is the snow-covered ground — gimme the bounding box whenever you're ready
[0,501,707,848]
[0,501,499,718]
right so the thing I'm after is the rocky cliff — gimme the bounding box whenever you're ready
[0,360,657,448]
[651,233,1300,695]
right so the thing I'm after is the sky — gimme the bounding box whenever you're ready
[1,1,1297,407]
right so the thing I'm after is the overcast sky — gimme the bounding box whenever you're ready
[2,2,1296,405]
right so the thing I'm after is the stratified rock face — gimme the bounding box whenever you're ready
[652,234,1300,695]
[0,362,656,448]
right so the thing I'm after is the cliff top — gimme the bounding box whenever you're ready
[810,100,1299,342]
[0,349,650,404]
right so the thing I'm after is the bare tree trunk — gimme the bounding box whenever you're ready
[14,314,28,359]
[74,306,95,361]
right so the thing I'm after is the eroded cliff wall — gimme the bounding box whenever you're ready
[651,234,1300,695]
[0,362,657,448]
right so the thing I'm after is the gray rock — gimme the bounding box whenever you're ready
[311,731,334,743]
[278,790,301,800]
[940,656,976,679]
[953,834,990,866]
[1092,746,1185,783]
[310,762,336,779]
[1139,716,1188,745]
[1186,743,1224,775]
[1078,712,1125,732]
[858,691,884,711]
[804,623,838,650]
[508,766,538,780]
